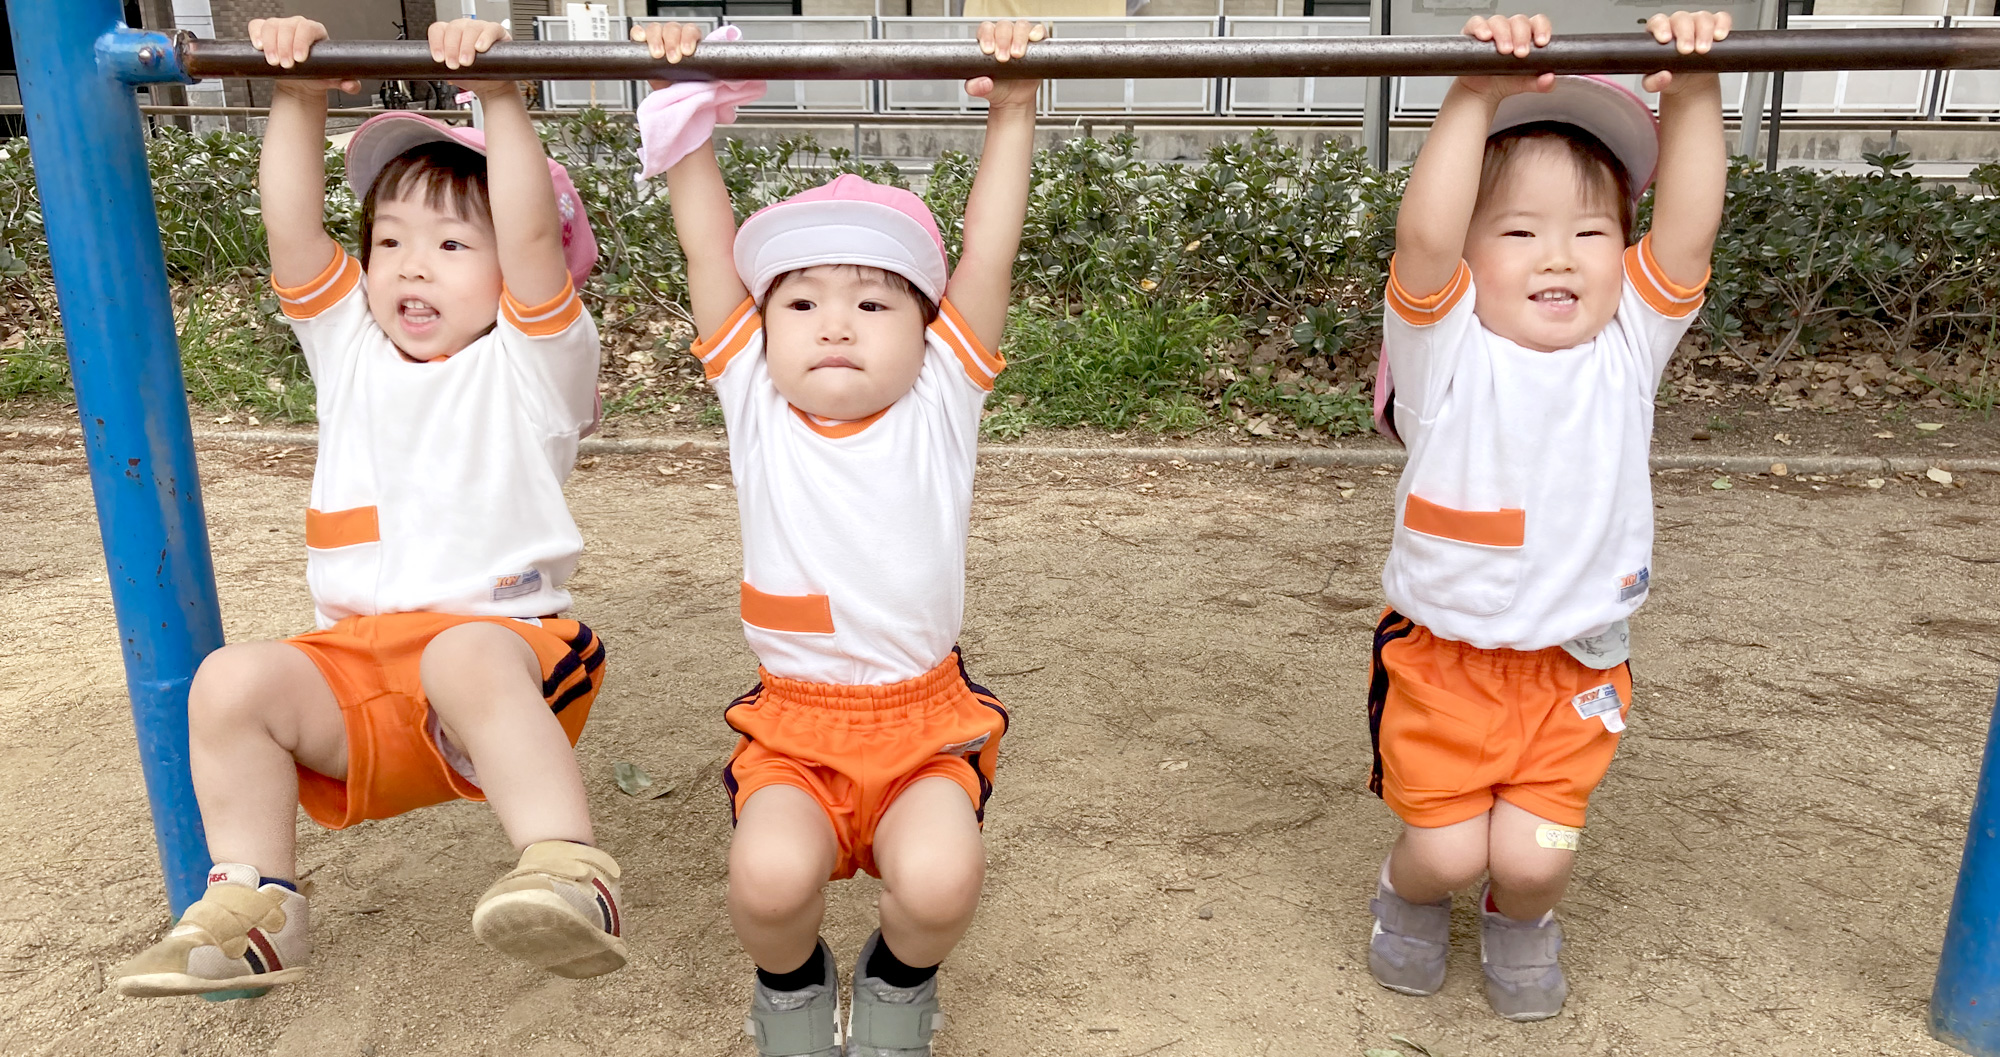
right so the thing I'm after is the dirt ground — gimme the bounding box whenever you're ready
[3,429,1999,1057]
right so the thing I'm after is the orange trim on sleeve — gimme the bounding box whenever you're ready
[501,278,584,337]
[930,298,1005,391]
[305,506,381,549]
[1386,257,1473,326]
[693,299,763,381]
[740,582,836,634]
[1402,493,1525,548]
[1624,234,1708,319]
[273,246,362,320]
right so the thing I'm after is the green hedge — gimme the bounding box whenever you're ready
[0,115,1995,434]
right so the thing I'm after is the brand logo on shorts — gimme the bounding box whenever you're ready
[492,569,543,601]
[936,733,991,757]
[1617,566,1650,602]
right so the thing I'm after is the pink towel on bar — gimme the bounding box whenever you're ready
[634,25,767,182]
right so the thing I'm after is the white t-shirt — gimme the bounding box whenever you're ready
[697,297,1003,686]
[1379,234,1706,652]
[274,248,601,628]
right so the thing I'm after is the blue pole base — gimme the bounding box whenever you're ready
[199,988,273,1003]
[1933,684,2000,1055]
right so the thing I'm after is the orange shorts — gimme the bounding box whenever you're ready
[285,612,607,829]
[722,649,1009,881]
[1366,610,1630,830]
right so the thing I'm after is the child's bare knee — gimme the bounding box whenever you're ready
[881,847,983,929]
[189,642,293,732]
[729,847,827,922]
[1488,845,1571,896]
[419,622,538,710]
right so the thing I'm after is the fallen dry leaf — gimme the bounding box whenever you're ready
[1771,463,1789,476]
[1928,467,1955,486]
[1917,423,1945,431]
[1874,431,1896,439]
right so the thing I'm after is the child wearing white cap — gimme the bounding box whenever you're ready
[633,18,1043,1057]
[1361,11,1729,1021]
[114,17,623,998]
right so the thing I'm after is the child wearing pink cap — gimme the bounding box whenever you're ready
[114,17,623,998]
[634,18,1042,1057]
[1360,11,1729,1021]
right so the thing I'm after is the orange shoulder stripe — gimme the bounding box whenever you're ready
[1625,234,1708,319]
[693,299,763,381]
[1386,258,1472,326]
[1402,493,1525,548]
[930,299,1004,390]
[273,247,361,320]
[502,279,584,337]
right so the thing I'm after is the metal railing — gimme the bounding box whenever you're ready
[410,16,2000,122]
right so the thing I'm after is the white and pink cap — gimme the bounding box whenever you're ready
[1489,74,1660,200]
[343,111,599,288]
[734,174,949,305]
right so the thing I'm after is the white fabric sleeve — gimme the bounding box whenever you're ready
[272,247,370,380]
[1381,256,1480,427]
[494,279,603,436]
[1608,232,1709,384]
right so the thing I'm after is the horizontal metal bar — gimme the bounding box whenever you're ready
[182,28,2000,83]
[3,103,1989,134]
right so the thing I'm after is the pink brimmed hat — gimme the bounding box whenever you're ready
[734,174,949,305]
[1490,74,1660,200]
[343,111,598,288]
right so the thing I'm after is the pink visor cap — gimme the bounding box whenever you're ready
[734,174,950,305]
[344,111,599,288]
[1490,74,1660,200]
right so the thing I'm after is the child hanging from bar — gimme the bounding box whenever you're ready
[1361,10,1728,1021]
[629,18,1040,1057]
[113,17,622,997]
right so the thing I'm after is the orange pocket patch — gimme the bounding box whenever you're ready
[305,506,381,549]
[1403,494,1525,548]
[740,582,836,634]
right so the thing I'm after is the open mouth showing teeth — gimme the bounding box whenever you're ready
[1531,290,1577,305]
[399,298,439,325]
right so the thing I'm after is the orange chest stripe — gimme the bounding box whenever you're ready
[305,506,381,549]
[740,582,836,634]
[1402,493,1525,548]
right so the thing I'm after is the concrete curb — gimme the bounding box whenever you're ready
[7,424,1995,476]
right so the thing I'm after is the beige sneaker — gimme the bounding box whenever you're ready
[113,864,310,997]
[472,840,627,979]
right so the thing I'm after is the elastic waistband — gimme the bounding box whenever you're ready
[756,652,968,712]
[1396,616,1593,677]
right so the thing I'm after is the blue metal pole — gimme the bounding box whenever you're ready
[8,3,222,915]
[1934,683,2000,1054]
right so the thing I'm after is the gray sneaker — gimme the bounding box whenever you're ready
[1478,886,1568,1021]
[746,938,843,1057]
[1368,875,1451,996]
[846,930,943,1057]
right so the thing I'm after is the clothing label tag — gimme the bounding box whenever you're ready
[492,569,543,601]
[1535,824,1581,852]
[936,733,992,757]
[1618,566,1651,603]
[1571,683,1626,734]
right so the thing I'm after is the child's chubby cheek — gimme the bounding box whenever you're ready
[764,326,928,422]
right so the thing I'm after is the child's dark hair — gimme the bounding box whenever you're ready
[764,265,941,326]
[1478,121,1635,243]
[358,141,492,269]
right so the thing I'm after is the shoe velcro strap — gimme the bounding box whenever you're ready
[744,1004,838,1056]
[181,886,285,947]
[849,999,940,1049]
[1370,894,1448,938]
[1486,922,1562,965]
[510,840,621,884]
